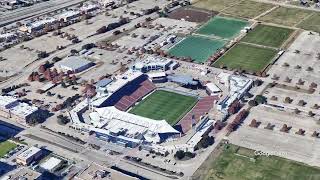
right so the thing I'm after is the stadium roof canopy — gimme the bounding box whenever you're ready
[90,107,180,135]
[167,75,198,85]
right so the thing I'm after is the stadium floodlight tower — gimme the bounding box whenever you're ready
[191,113,196,130]
[86,87,95,111]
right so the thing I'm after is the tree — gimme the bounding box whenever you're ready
[284,97,292,103]
[270,96,278,101]
[282,62,289,67]
[297,100,306,106]
[254,95,267,104]
[96,26,107,34]
[294,65,301,69]
[248,100,258,107]
[174,150,185,160]
[306,67,314,71]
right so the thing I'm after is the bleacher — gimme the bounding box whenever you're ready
[115,78,156,111]
[177,96,218,133]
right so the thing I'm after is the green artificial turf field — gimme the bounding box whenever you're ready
[193,144,320,180]
[168,36,226,63]
[129,90,197,125]
[213,43,277,73]
[196,16,248,39]
[0,141,16,157]
[241,24,294,48]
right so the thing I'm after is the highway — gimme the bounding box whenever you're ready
[0,0,85,27]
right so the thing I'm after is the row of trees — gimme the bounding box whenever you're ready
[227,109,249,133]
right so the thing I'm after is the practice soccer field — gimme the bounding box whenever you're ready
[213,43,277,73]
[241,24,294,48]
[168,36,226,63]
[222,0,275,19]
[297,13,320,32]
[0,141,16,157]
[193,144,320,180]
[196,16,248,39]
[258,7,312,27]
[129,90,197,125]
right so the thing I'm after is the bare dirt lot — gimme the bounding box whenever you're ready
[168,7,217,23]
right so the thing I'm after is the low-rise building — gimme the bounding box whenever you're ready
[132,55,178,73]
[3,167,42,180]
[40,157,63,172]
[57,10,80,22]
[205,82,221,96]
[0,33,16,43]
[0,95,39,123]
[19,18,57,33]
[16,146,42,166]
[55,56,94,73]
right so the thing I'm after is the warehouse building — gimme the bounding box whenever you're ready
[40,157,63,172]
[56,56,94,73]
[19,18,57,33]
[16,146,42,166]
[57,10,80,22]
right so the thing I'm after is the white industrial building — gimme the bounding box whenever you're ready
[216,72,253,113]
[16,146,42,166]
[205,82,221,96]
[57,10,80,22]
[0,95,39,123]
[132,55,178,73]
[55,56,94,73]
[19,17,57,33]
[40,157,63,172]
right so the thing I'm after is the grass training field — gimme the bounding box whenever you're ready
[241,24,294,48]
[0,141,16,157]
[222,0,275,19]
[193,144,320,180]
[193,0,237,11]
[258,7,312,27]
[129,90,197,125]
[213,43,277,73]
[297,13,320,32]
[168,36,226,63]
[196,16,248,39]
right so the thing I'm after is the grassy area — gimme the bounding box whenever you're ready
[193,144,320,180]
[241,24,294,48]
[213,43,277,73]
[196,16,248,39]
[129,90,197,125]
[222,0,275,19]
[192,0,237,11]
[258,7,312,26]
[168,36,226,63]
[0,141,16,157]
[297,13,320,32]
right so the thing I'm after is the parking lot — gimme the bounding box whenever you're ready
[229,105,320,167]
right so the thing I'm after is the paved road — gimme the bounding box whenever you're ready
[0,0,85,27]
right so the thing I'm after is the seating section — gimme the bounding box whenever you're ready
[177,96,218,133]
[115,79,156,111]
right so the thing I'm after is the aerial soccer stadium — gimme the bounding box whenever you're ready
[70,68,217,149]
